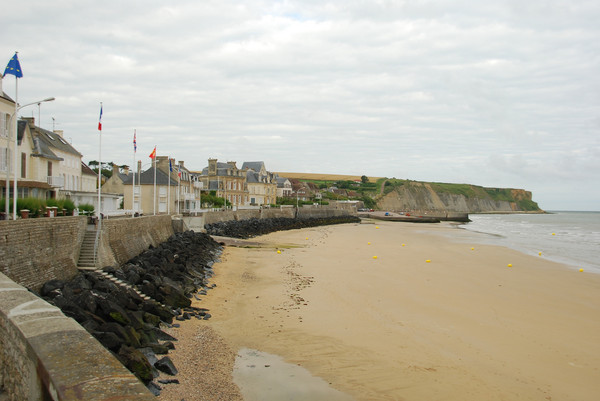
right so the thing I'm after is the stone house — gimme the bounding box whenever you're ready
[242,161,277,206]
[196,159,249,207]
[122,156,179,215]
[275,176,293,198]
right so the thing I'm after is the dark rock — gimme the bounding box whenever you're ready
[118,346,154,383]
[148,343,170,355]
[158,379,180,384]
[40,279,65,297]
[155,356,178,376]
[146,381,162,396]
[138,347,159,366]
[94,331,123,351]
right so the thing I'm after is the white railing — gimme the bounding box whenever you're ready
[193,181,203,189]
[184,193,196,201]
[47,176,64,187]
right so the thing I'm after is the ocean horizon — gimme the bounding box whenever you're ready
[456,211,600,273]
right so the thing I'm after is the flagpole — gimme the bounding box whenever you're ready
[132,129,136,217]
[167,157,171,215]
[153,146,156,215]
[177,170,180,214]
[97,102,102,219]
[12,74,18,219]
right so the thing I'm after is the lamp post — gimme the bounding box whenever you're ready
[6,97,55,219]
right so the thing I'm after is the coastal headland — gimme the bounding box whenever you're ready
[160,219,600,401]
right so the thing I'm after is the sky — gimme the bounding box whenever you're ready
[2,1,599,211]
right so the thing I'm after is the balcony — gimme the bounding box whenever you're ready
[193,181,203,189]
[47,176,64,188]
[184,193,196,201]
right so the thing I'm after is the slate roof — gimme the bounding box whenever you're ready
[122,167,177,186]
[1,91,15,103]
[18,118,82,160]
[276,176,291,187]
[246,171,259,183]
[81,162,97,177]
[200,162,238,176]
[241,161,265,172]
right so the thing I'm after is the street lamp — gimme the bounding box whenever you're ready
[5,97,55,219]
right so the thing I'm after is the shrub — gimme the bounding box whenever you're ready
[61,199,76,214]
[17,197,45,217]
[78,203,95,215]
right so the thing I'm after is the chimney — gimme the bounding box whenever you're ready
[122,166,129,175]
[137,160,142,174]
[227,161,237,169]
[23,116,35,126]
[178,160,184,168]
[156,155,169,172]
[53,129,64,137]
[112,163,119,176]
[208,158,217,176]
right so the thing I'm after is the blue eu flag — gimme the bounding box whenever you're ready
[4,52,23,78]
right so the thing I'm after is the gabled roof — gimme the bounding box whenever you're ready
[81,162,97,177]
[242,161,265,172]
[1,91,15,103]
[246,171,259,183]
[19,120,63,161]
[19,118,82,158]
[122,167,177,186]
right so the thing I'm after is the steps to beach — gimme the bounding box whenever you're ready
[95,270,166,307]
[77,229,98,270]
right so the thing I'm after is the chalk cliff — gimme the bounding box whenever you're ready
[376,181,542,213]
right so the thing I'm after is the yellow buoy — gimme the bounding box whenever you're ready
[277,250,281,254]
[507,263,512,267]
[373,256,378,259]
[579,268,584,272]
[552,233,556,236]
[471,247,474,250]
[375,226,380,229]
[305,237,308,240]
[426,259,431,263]
[402,243,406,247]
[367,242,371,245]
[539,252,542,256]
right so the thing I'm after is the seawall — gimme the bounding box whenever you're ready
[0,271,153,400]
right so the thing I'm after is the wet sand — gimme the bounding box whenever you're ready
[165,220,600,400]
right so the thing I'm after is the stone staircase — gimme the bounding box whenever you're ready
[77,229,98,270]
[94,271,155,303]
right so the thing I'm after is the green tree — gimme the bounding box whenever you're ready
[361,175,369,184]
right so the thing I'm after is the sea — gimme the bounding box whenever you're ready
[456,211,600,273]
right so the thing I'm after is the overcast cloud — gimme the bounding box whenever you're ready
[2,1,599,210]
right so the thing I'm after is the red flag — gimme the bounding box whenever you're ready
[98,105,103,131]
[149,146,156,159]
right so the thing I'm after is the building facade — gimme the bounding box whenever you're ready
[197,159,249,207]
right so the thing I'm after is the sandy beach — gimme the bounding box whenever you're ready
[159,219,600,401]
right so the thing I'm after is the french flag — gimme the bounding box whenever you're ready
[98,105,103,131]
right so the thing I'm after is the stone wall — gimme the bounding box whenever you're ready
[183,207,349,231]
[0,272,153,400]
[98,215,175,268]
[0,216,87,293]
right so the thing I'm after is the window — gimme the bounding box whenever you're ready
[21,152,26,178]
[0,147,8,172]
[47,161,52,177]
[0,113,6,138]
